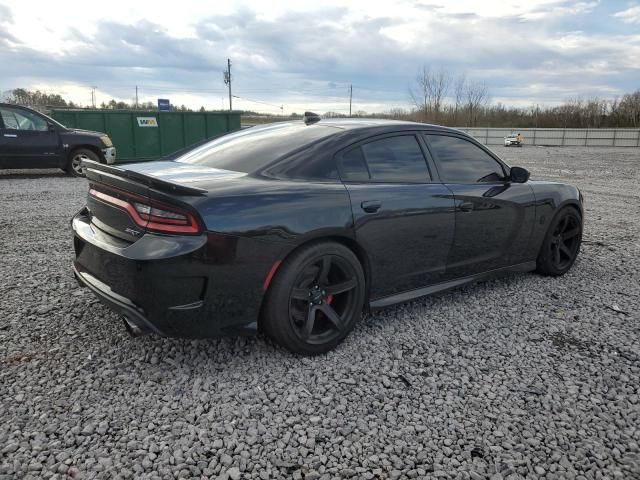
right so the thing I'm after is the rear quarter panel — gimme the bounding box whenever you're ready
[188,176,354,245]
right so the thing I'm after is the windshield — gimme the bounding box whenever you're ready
[40,111,66,129]
[176,122,340,173]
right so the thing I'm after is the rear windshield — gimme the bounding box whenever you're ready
[176,122,339,172]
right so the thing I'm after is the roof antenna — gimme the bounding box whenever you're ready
[303,111,321,125]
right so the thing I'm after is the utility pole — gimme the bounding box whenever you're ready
[223,59,232,111]
[91,86,97,108]
[349,84,353,117]
[135,85,139,109]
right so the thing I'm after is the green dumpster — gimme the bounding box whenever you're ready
[50,109,241,162]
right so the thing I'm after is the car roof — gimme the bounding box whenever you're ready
[0,103,41,113]
[309,118,460,133]
[0,103,32,108]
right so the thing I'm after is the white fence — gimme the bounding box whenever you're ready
[457,128,640,147]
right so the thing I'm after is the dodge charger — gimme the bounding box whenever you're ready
[72,116,583,354]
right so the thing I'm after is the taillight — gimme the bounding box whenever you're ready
[89,188,201,234]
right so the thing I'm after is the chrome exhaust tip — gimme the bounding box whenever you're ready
[122,316,145,337]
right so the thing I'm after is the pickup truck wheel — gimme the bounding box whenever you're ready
[66,149,99,177]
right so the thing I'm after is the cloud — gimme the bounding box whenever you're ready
[0,4,12,23]
[0,4,18,45]
[1,1,638,111]
[516,1,598,21]
[613,5,640,24]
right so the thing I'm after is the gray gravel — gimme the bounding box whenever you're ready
[1,147,639,480]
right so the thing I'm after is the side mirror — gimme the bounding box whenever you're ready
[510,166,530,183]
[48,123,57,132]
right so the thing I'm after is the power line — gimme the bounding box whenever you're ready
[4,80,414,114]
[17,80,395,98]
[233,95,283,114]
[134,86,226,94]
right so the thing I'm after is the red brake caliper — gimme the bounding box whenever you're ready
[327,295,334,305]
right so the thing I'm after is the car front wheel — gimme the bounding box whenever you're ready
[66,148,100,177]
[536,207,582,276]
[262,242,365,355]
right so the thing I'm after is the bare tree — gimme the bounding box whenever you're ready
[453,74,466,125]
[618,90,640,127]
[409,67,450,122]
[429,70,450,122]
[409,66,430,122]
[464,81,489,127]
[609,97,620,128]
[386,107,409,119]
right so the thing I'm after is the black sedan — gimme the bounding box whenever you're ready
[72,117,584,354]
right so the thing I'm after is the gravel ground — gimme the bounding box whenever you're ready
[1,147,639,480]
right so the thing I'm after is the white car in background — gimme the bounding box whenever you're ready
[504,134,522,147]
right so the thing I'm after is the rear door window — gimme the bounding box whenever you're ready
[339,135,431,183]
[340,146,370,182]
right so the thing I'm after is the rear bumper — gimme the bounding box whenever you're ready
[73,264,162,335]
[71,208,285,338]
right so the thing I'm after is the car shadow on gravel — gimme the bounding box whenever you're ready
[70,262,587,369]
[0,170,69,180]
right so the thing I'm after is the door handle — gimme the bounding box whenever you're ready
[361,200,382,213]
[3,134,17,138]
[459,202,474,212]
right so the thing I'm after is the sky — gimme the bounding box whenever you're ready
[0,0,639,114]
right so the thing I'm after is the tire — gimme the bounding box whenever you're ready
[66,148,100,177]
[262,242,365,355]
[536,207,582,276]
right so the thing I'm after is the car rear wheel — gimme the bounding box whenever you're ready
[66,148,100,177]
[262,242,365,355]
[536,207,582,276]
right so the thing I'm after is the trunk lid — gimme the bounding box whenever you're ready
[121,160,246,190]
[84,160,239,242]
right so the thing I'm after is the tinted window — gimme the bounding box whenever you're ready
[340,146,370,181]
[177,122,339,173]
[340,135,430,182]
[426,134,505,183]
[268,149,339,181]
[0,107,48,131]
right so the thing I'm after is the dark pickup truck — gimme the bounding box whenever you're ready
[0,103,116,176]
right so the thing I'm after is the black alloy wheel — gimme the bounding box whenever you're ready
[263,242,365,355]
[537,207,582,276]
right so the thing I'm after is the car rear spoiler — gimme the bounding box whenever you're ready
[82,159,208,197]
